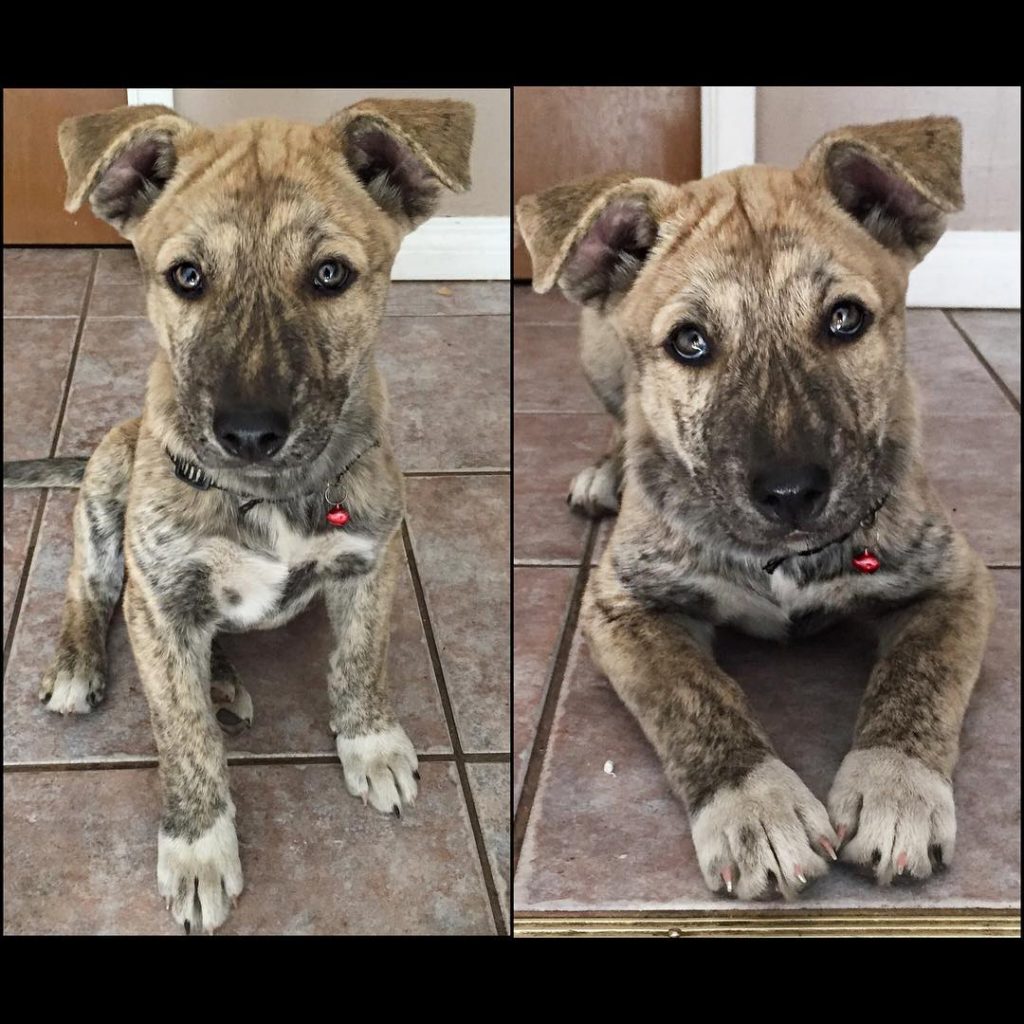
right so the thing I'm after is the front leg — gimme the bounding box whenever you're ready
[123,579,242,933]
[583,560,838,899]
[324,534,418,816]
[829,545,995,883]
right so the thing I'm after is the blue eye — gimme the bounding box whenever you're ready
[314,260,353,292]
[666,323,711,364]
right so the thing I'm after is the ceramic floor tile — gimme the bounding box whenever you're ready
[467,761,511,929]
[89,249,146,317]
[513,285,579,325]
[513,413,609,564]
[3,249,94,317]
[378,315,509,472]
[56,318,154,456]
[3,493,450,764]
[2,319,79,461]
[404,476,510,753]
[386,281,510,317]
[907,310,1020,566]
[514,321,603,414]
[3,490,41,643]
[513,567,576,806]
[949,310,1021,403]
[3,761,493,934]
[515,572,1019,912]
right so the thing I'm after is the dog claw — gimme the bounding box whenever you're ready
[819,836,838,861]
[795,869,807,885]
[392,804,401,819]
[896,851,908,875]
[721,867,734,894]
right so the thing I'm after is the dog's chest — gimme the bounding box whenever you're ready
[212,508,378,631]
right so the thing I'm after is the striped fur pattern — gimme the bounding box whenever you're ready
[7,98,473,933]
[516,116,995,900]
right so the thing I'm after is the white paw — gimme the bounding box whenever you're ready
[568,459,619,517]
[157,808,243,934]
[829,747,955,884]
[335,724,419,816]
[40,667,104,714]
[691,758,839,900]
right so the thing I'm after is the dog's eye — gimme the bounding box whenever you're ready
[827,300,869,340]
[665,323,712,365]
[314,260,353,293]
[168,262,204,298]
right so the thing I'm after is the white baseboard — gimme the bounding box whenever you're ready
[126,89,174,108]
[908,231,1020,309]
[392,216,509,281]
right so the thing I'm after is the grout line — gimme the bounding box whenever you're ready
[404,469,509,478]
[512,520,600,877]
[401,520,508,936]
[515,558,588,568]
[3,315,81,320]
[988,565,1021,571]
[3,253,98,677]
[944,310,1020,415]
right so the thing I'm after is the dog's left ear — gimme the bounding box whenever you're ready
[800,116,963,264]
[320,99,474,230]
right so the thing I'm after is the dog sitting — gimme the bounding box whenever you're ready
[4,98,474,932]
[516,116,994,899]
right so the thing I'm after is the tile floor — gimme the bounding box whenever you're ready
[513,284,1021,919]
[2,248,510,935]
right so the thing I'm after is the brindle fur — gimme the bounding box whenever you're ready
[5,98,473,932]
[516,117,995,898]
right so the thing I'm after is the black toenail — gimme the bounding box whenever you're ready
[217,709,242,727]
[184,920,191,935]
[393,805,401,818]
[413,770,421,781]
[929,844,944,866]
[871,849,881,866]
[41,692,51,704]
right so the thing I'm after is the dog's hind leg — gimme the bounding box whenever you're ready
[40,418,140,713]
[209,639,254,734]
[569,310,627,518]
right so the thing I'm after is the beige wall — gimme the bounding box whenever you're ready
[173,88,509,217]
[756,87,1020,231]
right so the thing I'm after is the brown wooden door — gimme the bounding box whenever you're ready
[512,87,701,280]
[3,89,129,245]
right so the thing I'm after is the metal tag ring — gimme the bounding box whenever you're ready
[324,483,345,506]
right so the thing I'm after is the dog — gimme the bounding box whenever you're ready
[3,98,474,932]
[515,116,995,899]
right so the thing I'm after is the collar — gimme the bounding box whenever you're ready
[762,492,889,575]
[166,440,381,519]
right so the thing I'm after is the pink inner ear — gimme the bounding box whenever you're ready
[572,199,657,271]
[838,152,927,221]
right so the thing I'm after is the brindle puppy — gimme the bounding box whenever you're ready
[516,117,994,899]
[4,99,473,931]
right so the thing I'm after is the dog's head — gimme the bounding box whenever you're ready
[517,117,963,554]
[59,99,474,476]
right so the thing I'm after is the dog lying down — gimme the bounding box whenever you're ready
[516,116,995,899]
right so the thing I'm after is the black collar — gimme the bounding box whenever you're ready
[762,493,889,575]
[166,440,381,519]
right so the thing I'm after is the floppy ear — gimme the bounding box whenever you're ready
[321,98,474,229]
[58,104,200,237]
[516,175,671,307]
[800,116,963,264]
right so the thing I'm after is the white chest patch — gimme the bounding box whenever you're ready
[205,509,379,629]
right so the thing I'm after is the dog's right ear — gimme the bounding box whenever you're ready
[515,175,671,307]
[59,105,200,237]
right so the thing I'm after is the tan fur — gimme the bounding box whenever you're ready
[518,116,994,899]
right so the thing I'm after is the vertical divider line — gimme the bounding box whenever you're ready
[512,521,599,877]
[3,252,99,677]
[401,519,508,935]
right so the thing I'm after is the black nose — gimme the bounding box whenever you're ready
[751,463,831,528]
[213,407,290,462]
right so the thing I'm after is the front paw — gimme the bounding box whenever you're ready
[568,458,619,518]
[335,724,419,816]
[828,747,955,884]
[39,661,105,714]
[690,758,839,900]
[157,809,244,934]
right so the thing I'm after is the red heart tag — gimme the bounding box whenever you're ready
[852,549,880,574]
[326,505,350,527]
